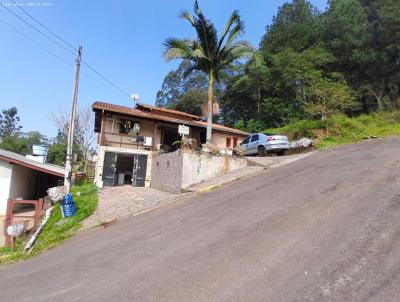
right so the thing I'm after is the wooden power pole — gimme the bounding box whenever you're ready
[65,46,82,192]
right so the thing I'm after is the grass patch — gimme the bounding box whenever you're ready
[265,111,400,149]
[264,119,325,140]
[0,183,97,266]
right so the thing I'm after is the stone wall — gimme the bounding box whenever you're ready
[181,153,249,189]
[150,151,183,193]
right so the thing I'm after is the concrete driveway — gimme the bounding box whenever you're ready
[81,186,185,230]
[246,151,314,168]
[0,137,400,301]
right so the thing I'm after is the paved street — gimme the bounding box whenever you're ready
[1,137,400,301]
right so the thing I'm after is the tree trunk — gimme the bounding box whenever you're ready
[206,73,214,143]
[257,85,261,119]
[83,149,87,173]
[376,97,383,111]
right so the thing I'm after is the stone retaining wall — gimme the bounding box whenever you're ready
[150,151,183,193]
[150,151,249,193]
[181,153,248,189]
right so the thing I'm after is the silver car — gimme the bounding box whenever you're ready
[241,133,289,156]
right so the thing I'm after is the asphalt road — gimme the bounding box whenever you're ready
[1,137,400,302]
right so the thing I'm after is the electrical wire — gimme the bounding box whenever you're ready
[0,16,73,67]
[1,1,132,98]
[81,62,132,97]
[11,0,77,52]
[0,2,76,57]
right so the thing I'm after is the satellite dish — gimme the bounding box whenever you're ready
[130,93,140,102]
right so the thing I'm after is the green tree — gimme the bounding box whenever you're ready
[155,61,208,108]
[222,46,335,129]
[0,136,30,154]
[0,107,22,138]
[0,131,46,155]
[47,131,67,166]
[235,53,270,119]
[323,0,367,75]
[359,0,400,110]
[163,0,253,142]
[298,77,357,132]
[260,0,322,53]
[168,89,207,116]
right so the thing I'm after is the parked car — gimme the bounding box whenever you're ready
[240,133,289,156]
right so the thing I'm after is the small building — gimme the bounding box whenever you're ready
[92,101,249,188]
[0,149,65,216]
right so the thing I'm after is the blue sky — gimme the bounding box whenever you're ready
[0,0,327,138]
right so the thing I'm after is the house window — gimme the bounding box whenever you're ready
[226,137,231,148]
[233,137,238,148]
[120,120,140,135]
[119,120,132,134]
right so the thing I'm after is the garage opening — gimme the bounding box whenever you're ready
[102,152,147,187]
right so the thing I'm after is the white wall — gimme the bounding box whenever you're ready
[0,161,12,215]
[9,165,38,200]
[181,153,249,189]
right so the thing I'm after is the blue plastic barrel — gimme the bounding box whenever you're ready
[61,193,76,217]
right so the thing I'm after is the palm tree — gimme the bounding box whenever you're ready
[163,1,253,143]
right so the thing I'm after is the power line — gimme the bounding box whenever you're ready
[81,62,131,97]
[0,2,76,57]
[11,0,77,52]
[2,1,132,98]
[0,16,73,67]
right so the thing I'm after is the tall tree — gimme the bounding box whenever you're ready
[260,0,322,53]
[156,60,208,108]
[0,107,22,138]
[359,0,400,110]
[168,89,207,116]
[163,0,253,142]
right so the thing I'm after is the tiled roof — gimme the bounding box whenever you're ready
[136,103,200,119]
[92,101,249,136]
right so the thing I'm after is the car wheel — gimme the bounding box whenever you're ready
[258,146,267,157]
[276,150,285,156]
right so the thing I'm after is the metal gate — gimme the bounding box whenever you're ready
[132,154,147,187]
[102,152,117,186]
[102,152,147,187]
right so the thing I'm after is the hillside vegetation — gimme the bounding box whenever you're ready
[266,111,400,149]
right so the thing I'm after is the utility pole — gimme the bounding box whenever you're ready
[65,46,82,192]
